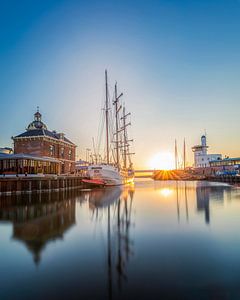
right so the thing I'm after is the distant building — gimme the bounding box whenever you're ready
[75,159,89,177]
[210,157,240,174]
[192,135,222,168]
[12,109,77,174]
[0,147,13,154]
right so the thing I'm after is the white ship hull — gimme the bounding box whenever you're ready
[88,164,134,186]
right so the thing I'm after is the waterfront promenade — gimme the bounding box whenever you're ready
[2,171,240,196]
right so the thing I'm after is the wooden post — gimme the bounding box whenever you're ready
[16,180,21,194]
[29,181,32,193]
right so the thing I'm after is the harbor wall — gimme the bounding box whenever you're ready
[206,175,240,184]
[0,176,86,196]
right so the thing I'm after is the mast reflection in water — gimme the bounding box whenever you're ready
[1,181,240,299]
[85,186,135,299]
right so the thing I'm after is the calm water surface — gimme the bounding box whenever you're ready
[1,180,240,299]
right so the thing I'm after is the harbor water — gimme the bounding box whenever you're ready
[1,180,240,299]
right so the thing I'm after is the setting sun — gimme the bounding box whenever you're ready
[149,152,175,170]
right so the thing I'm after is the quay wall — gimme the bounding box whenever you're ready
[0,176,87,196]
[206,175,240,184]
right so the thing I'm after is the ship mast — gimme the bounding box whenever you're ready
[114,83,123,171]
[175,139,178,170]
[183,138,186,170]
[123,106,127,169]
[105,70,110,164]
[121,106,132,169]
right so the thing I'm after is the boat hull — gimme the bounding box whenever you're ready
[82,179,106,187]
[88,164,134,186]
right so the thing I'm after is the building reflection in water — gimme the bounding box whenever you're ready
[195,181,229,225]
[0,191,77,265]
[196,182,211,224]
[0,185,135,299]
[173,181,231,225]
[82,185,135,300]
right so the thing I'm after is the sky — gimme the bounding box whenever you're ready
[0,0,240,169]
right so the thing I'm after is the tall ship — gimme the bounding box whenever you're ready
[87,70,134,186]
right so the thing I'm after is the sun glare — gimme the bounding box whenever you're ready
[159,188,173,197]
[149,152,175,170]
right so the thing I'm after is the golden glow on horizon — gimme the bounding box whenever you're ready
[149,152,175,170]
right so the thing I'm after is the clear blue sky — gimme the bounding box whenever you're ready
[0,0,240,168]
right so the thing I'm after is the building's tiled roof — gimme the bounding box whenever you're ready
[14,129,75,145]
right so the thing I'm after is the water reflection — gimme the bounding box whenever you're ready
[1,181,240,299]
[79,186,135,299]
[167,181,232,225]
[0,186,135,299]
[196,181,230,224]
[0,192,76,264]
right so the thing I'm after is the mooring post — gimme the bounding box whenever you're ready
[29,181,32,193]
[16,180,21,194]
[57,178,60,191]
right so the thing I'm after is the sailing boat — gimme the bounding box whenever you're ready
[87,70,134,186]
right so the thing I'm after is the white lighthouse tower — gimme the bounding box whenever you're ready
[192,135,222,168]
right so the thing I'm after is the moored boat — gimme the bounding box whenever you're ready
[87,70,134,186]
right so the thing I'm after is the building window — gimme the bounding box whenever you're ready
[69,149,72,160]
[50,145,55,156]
[61,147,64,158]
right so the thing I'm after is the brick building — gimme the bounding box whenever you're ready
[12,110,76,174]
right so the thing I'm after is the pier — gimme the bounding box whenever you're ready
[152,169,205,181]
[134,170,154,178]
[0,176,87,196]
